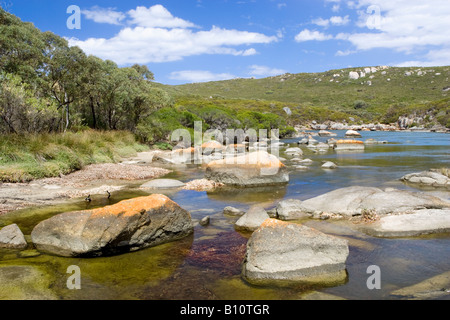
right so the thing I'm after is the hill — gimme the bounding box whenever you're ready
[161,66,449,123]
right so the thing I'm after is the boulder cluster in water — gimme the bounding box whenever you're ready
[1,135,449,287]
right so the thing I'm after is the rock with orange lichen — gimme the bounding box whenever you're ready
[242,219,349,286]
[205,151,289,187]
[31,195,193,257]
[202,141,225,155]
[332,139,365,151]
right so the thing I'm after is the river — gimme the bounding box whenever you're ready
[0,131,449,300]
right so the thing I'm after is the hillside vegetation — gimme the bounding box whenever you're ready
[164,66,449,126]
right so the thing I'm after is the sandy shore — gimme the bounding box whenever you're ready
[0,154,171,215]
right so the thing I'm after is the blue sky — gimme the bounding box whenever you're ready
[3,0,450,84]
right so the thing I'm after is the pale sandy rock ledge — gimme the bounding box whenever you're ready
[401,171,450,189]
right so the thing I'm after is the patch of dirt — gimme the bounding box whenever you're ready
[0,161,172,215]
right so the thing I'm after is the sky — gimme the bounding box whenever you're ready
[3,0,450,84]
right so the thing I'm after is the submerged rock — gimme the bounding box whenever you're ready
[0,265,57,300]
[0,224,27,250]
[31,195,194,257]
[140,179,186,189]
[199,216,211,227]
[205,151,289,187]
[242,219,349,285]
[390,271,450,300]
[223,206,246,217]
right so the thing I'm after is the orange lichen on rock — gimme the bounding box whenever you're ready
[172,147,196,154]
[226,144,246,149]
[202,141,224,149]
[207,151,285,169]
[336,140,364,144]
[91,194,171,218]
[259,218,289,229]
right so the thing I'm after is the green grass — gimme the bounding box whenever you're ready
[0,130,149,182]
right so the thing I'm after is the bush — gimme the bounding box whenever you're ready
[354,100,369,109]
[0,130,148,182]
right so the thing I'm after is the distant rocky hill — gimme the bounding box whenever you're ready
[157,66,449,130]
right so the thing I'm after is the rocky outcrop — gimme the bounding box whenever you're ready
[318,130,337,137]
[205,151,289,187]
[345,130,362,138]
[363,209,450,238]
[0,224,27,249]
[274,186,450,219]
[31,195,194,257]
[333,140,365,151]
[140,179,186,189]
[401,171,450,188]
[242,219,349,285]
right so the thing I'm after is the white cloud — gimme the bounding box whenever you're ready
[82,6,126,25]
[295,29,333,42]
[330,15,350,25]
[69,5,277,65]
[128,5,196,28]
[335,49,357,56]
[169,70,235,83]
[312,18,330,27]
[395,48,450,67]
[332,4,341,12]
[248,65,286,77]
[342,0,450,53]
[312,15,350,28]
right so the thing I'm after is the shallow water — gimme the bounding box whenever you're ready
[0,131,449,300]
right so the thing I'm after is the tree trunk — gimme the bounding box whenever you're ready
[90,96,97,129]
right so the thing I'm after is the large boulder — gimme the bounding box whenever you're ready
[362,209,450,238]
[318,130,337,137]
[401,171,450,188]
[273,187,450,220]
[242,219,349,285]
[297,187,450,218]
[0,224,27,250]
[31,195,194,257]
[205,151,289,187]
[140,179,186,189]
[345,130,362,138]
[333,140,365,151]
